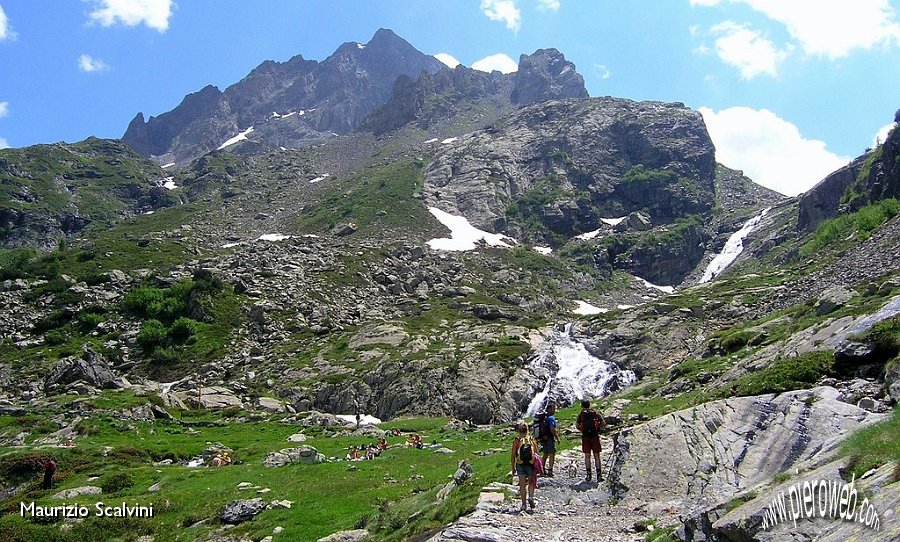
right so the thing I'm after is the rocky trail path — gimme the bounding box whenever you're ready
[430,447,651,542]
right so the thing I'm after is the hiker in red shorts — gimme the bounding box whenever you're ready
[576,400,606,482]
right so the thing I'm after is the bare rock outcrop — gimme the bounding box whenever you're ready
[608,387,885,517]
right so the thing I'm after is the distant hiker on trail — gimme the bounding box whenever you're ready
[42,457,56,490]
[576,399,606,482]
[539,403,561,477]
[510,422,539,513]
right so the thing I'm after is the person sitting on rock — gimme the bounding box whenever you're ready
[377,437,387,451]
[210,454,224,467]
[221,453,232,466]
[390,427,401,437]
[64,435,75,447]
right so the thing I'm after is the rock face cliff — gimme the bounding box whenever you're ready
[608,387,884,517]
[510,48,589,106]
[122,29,445,165]
[423,97,716,241]
[798,120,899,231]
[0,138,172,250]
[358,48,588,136]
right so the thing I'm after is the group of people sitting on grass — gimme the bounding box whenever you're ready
[210,452,233,467]
[343,430,432,460]
[406,433,425,449]
[345,437,389,461]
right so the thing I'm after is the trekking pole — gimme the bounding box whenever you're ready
[605,430,618,483]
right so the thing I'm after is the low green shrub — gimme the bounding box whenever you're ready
[99,472,134,494]
[623,164,677,184]
[167,317,197,344]
[719,330,757,354]
[75,312,104,333]
[724,351,835,397]
[0,452,46,481]
[44,330,68,346]
[136,319,167,352]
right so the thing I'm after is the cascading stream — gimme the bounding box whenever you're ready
[699,207,771,283]
[526,323,637,416]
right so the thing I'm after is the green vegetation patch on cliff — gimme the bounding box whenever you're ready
[622,164,677,184]
[840,407,900,481]
[0,138,173,220]
[800,198,899,257]
[720,351,836,397]
[295,159,436,236]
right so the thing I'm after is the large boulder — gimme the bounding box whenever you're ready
[44,348,121,391]
[608,387,885,517]
[262,446,325,467]
[317,530,370,542]
[53,486,102,499]
[179,387,243,409]
[220,498,266,524]
[678,459,900,541]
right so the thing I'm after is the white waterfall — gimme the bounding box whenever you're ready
[525,323,637,416]
[699,207,771,283]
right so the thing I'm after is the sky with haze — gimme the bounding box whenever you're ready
[1,0,899,196]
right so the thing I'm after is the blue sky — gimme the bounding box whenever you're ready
[1,1,899,195]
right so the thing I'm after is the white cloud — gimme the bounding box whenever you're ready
[691,0,900,59]
[0,137,8,149]
[78,54,110,73]
[88,0,174,32]
[593,64,611,79]
[537,0,560,11]
[709,21,790,79]
[699,106,850,196]
[0,101,8,118]
[434,53,461,69]
[480,0,521,33]
[0,4,15,40]
[472,53,518,74]
[873,122,897,147]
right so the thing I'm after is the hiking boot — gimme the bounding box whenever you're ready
[585,471,592,482]
[519,503,527,513]
[547,469,554,477]
[528,498,535,510]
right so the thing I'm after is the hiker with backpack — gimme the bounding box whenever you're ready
[576,399,607,482]
[537,403,560,477]
[510,422,539,513]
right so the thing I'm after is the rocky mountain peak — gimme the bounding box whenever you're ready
[120,29,444,165]
[511,48,588,106]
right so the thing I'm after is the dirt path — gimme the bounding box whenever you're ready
[430,447,651,542]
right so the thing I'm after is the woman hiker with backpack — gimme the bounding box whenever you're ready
[510,422,540,513]
[576,399,607,482]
